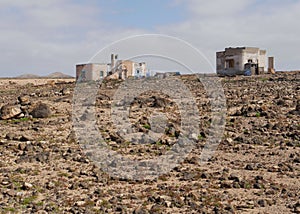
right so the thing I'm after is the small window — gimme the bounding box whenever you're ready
[225,59,234,68]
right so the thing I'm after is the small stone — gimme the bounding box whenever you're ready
[245,164,254,170]
[133,207,149,214]
[257,199,267,207]
[160,195,172,207]
[16,191,25,197]
[6,189,16,197]
[6,133,15,140]
[46,182,55,189]
[61,88,71,95]
[294,158,300,163]
[2,181,9,185]
[16,113,25,118]
[226,138,233,144]
[255,175,263,181]
[225,204,235,212]
[220,181,232,188]
[253,182,263,189]
[228,173,242,182]
[232,182,241,188]
[293,201,300,213]
[23,182,33,190]
[200,172,209,179]
[75,201,86,207]
[18,95,31,105]
[150,204,164,213]
[20,134,33,142]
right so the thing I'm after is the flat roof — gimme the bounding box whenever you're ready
[75,63,108,66]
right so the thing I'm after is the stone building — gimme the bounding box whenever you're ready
[216,47,267,76]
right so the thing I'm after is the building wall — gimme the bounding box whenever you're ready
[133,62,147,77]
[91,64,108,80]
[121,60,135,77]
[216,47,266,75]
[259,50,267,72]
[76,63,108,81]
[111,60,147,79]
[76,57,147,81]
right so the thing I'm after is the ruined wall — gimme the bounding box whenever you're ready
[216,48,244,74]
[217,47,267,75]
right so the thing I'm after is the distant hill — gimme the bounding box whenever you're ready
[45,72,74,79]
[17,74,41,79]
[16,72,74,79]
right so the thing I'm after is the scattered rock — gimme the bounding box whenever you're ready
[46,182,55,190]
[75,200,86,207]
[61,88,71,96]
[257,199,267,207]
[22,182,33,190]
[228,173,242,182]
[0,73,299,213]
[133,207,149,214]
[293,201,300,213]
[290,100,300,115]
[20,134,34,142]
[18,95,31,105]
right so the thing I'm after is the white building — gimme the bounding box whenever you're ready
[76,54,147,81]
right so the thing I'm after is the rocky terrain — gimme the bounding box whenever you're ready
[0,72,299,213]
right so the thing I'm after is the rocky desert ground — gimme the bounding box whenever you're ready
[0,72,299,213]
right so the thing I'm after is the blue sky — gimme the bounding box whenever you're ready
[0,0,300,77]
[96,0,185,29]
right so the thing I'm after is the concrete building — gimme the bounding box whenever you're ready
[76,54,147,81]
[216,47,267,76]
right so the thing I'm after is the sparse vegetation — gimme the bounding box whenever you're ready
[143,124,151,130]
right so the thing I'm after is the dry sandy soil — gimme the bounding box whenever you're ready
[0,72,299,213]
[0,78,75,86]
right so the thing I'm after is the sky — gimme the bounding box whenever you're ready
[0,0,300,77]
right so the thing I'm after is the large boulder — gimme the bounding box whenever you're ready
[0,105,22,120]
[30,103,52,118]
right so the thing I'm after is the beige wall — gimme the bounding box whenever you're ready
[76,63,108,81]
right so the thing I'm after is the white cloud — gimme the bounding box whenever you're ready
[157,0,300,71]
[182,0,254,17]
[1,0,299,77]
[0,0,147,77]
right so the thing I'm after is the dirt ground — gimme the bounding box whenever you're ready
[0,72,299,213]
